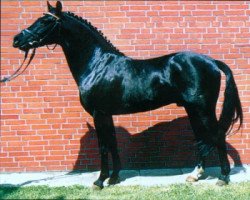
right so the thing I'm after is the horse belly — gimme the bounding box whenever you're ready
[117,86,176,115]
[117,100,172,115]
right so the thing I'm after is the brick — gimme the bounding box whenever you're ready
[1,115,19,120]
[43,135,62,140]
[19,161,40,167]
[31,125,51,130]
[0,158,14,163]
[25,167,46,171]
[44,146,64,151]
[106,12,125,18]
[2,98,22,103]
[46,166,67,171]
[46,156,65,161]
[0,162,18,167]
[40,114,60,119]
[11,125,30,131]
[28,141,48,146]
[36,130,55,135]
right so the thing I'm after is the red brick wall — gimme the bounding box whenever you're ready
[1,1,249,172]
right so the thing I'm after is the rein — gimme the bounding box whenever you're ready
[0,12,60,83]
[0,49,36,83]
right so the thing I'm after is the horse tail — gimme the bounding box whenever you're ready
[215,60,243,135]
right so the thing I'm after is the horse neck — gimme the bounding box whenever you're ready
[59,15,119,84]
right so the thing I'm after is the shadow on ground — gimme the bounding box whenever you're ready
[72,116,245,177]
[0,117,244,190]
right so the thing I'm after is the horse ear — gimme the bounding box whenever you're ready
[56,1,62,15]
[47,1,53,11]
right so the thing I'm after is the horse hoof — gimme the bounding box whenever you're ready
[108,176,120,185]
[92,184,103,190]
[216,175,229,186]
[186,175,198,182]
[93,180,104,190]
[216,179,228,186]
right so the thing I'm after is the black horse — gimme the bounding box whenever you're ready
[9,1,243,189]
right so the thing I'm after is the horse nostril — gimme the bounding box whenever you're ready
[13,40,19,47]
[13,34,21,47]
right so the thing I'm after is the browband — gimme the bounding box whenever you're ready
[44,12,60,20]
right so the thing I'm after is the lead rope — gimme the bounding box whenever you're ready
[0,48,36,83]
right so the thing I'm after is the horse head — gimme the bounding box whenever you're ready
[13,1,62,51]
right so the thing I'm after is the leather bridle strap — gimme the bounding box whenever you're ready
[45,12,60,20]
[0,12,60,83]
[43,13,61,50]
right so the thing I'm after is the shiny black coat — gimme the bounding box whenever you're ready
[77,49,220,116]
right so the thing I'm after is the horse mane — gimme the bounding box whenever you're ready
[65,11,125,56]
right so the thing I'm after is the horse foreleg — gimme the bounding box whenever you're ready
[93,112,110,189]
[93,112,121,189]
[93,142,109,189]
[108,133,121,185]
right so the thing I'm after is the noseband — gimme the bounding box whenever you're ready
[0,12,61,83]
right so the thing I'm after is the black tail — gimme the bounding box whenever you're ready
[216,60,243,135]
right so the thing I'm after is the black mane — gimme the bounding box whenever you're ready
[65,11,125,56]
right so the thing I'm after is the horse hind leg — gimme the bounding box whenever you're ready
[216,136,231,186]
[108,145,121,185]
[186,106,231,186]
[184,105,218,183]
[186,156,206,182]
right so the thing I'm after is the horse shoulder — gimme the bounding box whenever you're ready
[78,53,129,114]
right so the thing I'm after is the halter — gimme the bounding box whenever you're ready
[1,12,61,83]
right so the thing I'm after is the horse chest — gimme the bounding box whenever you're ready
[78,75,121,115]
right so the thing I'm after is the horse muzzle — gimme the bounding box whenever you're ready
[13,30,39,51]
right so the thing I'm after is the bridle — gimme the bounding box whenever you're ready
[23,12,61,50]
[1,12,61,83]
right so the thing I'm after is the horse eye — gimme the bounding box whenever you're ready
[42,19,55,27]
[40,19,48,25]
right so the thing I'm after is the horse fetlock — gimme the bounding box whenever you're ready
[99,173,110,182]
[108,174,120,185]
[186,166,205,182]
